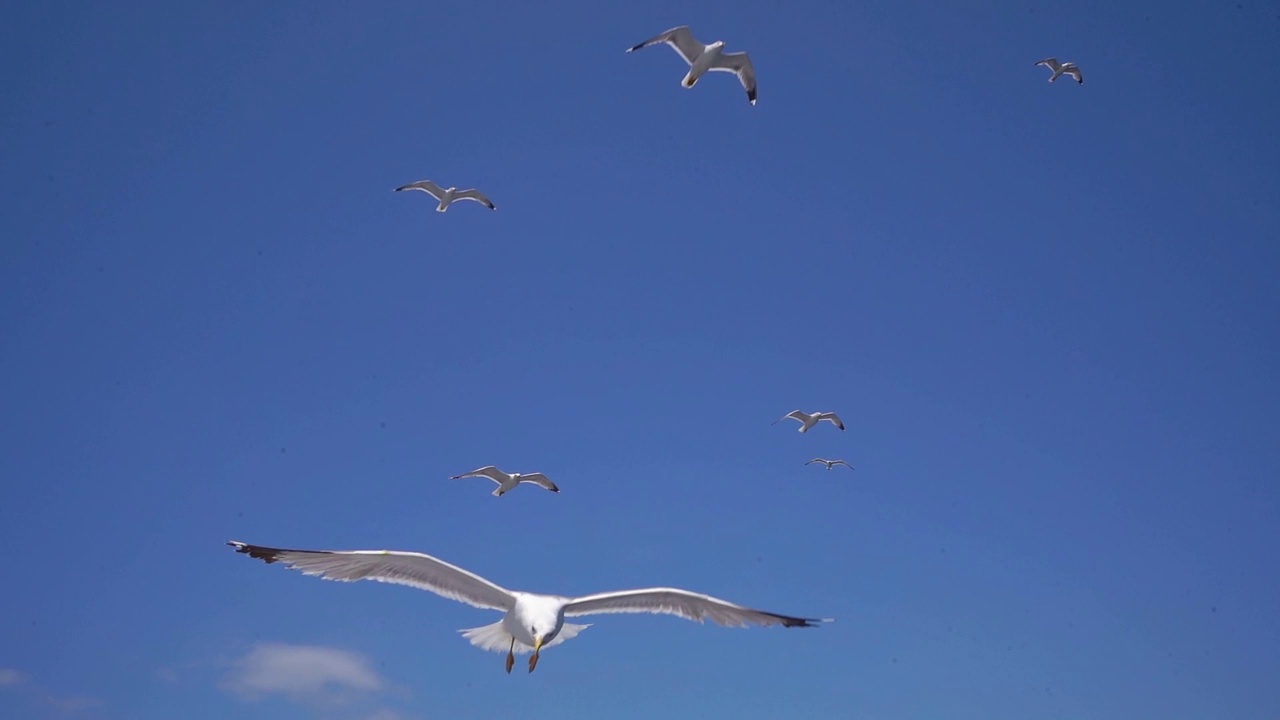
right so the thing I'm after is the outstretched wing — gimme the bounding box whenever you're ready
[519,472,560,493]
[772,410,806,426]
[454,189,496,209]
[817,412,845,430]
[831,460,853,470]
[395,179,446,200]
[227,541,516,611]
[804,458,827,466]
[563,587,831,628]
[709,51,757,105]
[627,25,706,66]
[1064,66,1083,84]
[451,465,506,485]
[1035,57,1063,72]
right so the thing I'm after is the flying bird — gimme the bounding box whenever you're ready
[395,180,496,212]
[805,458,853,471]
[449,465,559,497]
[226,541,831,674]
[626,25,757,105]
[1034,57,1083,85]
[773,410,846,433]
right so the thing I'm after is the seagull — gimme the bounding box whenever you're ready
[773,410,846,433]
[449,465,560,497]
[395,180,496,212]
[626,26,757,105]
[1035,57,1083,85]
[226,541,831,674]
[805,458,853,471]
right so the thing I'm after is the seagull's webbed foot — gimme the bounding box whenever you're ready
[527,650,540,673]
[505,638,515,674]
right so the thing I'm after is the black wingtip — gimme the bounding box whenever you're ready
[748,90,757,105]
[228,541,283,564]
[776,614,833,628]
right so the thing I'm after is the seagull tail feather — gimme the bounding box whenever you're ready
[460,621,528,655]
[544,622,591,649]
[459,621,591,655]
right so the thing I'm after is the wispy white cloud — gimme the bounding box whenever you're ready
[0,667,101,715]
[220,641,419,720]
[223,641,384,702]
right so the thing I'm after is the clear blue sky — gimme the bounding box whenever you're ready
[2,1,1278,718]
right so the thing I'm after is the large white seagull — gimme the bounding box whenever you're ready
[228,541,830,673]
[627,25,758,106]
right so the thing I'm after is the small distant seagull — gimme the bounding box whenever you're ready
[626,26,757,106]
[773,410,846,433]
[805,458,853,471]
[450,465,559,497]
[395,180,496,212]
[1035,57,1083,85]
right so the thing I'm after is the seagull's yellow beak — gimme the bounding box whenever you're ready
[533,637,543,652]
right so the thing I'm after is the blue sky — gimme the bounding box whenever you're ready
[2,0,1278,718]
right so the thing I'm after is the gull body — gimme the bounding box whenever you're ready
[805,458,853,471]
[395,179,496,212]
[227,541,831,674]
[1035,57,1083,85]
[450,465,559,497]
[773,409,846,433]
[626,26,758,105]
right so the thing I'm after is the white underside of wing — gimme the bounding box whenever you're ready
[563,587,827,628]
[230,544,515,611]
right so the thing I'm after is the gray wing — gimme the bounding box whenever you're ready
[1063,66,1083,84]
[227,541,515,611]
[395,179,446,200]
[562,587,831,628]
[454,188,496,209]
[830,460,853,470]
[1035,57,1063,72]
[817,412,845,430]
[772,410,805,425]
[709,51,757,105]
[518,472,560,493]
[804,458,827,465]
[451,465,507,485]
[627,26,705,66]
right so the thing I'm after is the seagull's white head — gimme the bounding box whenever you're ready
[710,40,726,50]
[530,621,554,647]
[522,597,563,651]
